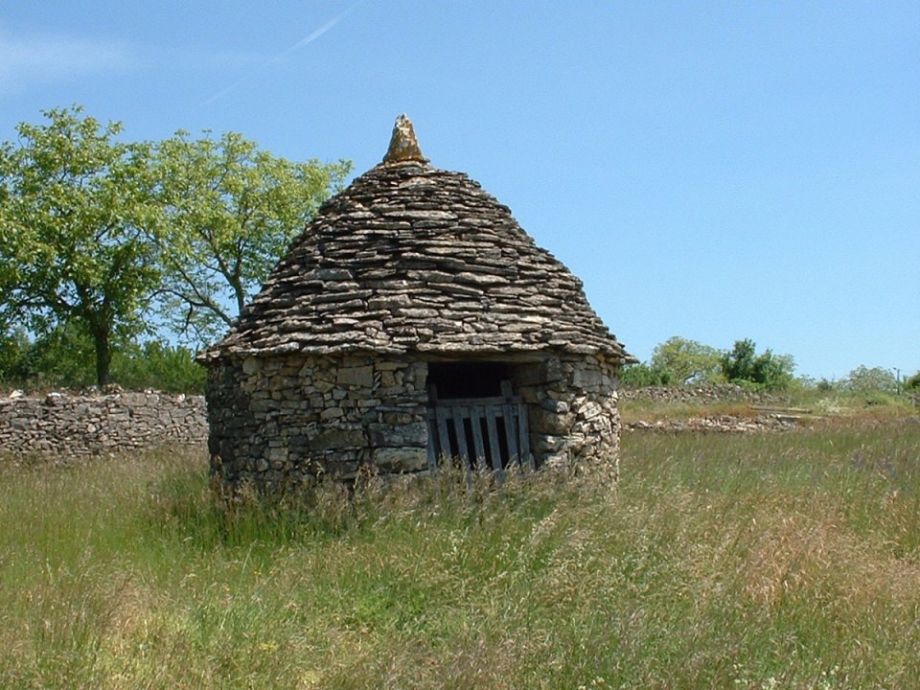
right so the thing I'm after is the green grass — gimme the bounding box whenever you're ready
[2,419,919,689]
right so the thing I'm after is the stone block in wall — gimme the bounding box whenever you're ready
[320,407,345,421]
[539,398,570,413]
[529,408,574,435]
[368,421,428,447]
[309,428,366,451]
[579,401,603,420]
[571,367,606,391]
[336,365,374,389]
[534,435,566,454]
[382,411,416,425]
[543,357,564,384]
[512,362,545,387]
[373,446,428,473]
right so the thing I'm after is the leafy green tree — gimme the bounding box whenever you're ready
[110,340,205,393]
[0,106,161,386]
[720,338,795,390]
[906,371,920,391]
[721,338,757,383]
[844,365,897,394]
[0,325,205,393]
[26,323,97,389]
[153,130,351,342]
[650,336,723,385]
[618,362,671,388]
[0,328,30,385]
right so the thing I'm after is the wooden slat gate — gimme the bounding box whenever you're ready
[426,396,534,476]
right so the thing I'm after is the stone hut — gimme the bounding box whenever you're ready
[200,115,633,489]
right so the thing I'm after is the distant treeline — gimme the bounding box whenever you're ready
[620,336,919,395]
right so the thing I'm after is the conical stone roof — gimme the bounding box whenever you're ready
[201,116,631,364]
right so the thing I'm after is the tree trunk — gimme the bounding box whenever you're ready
[92,327,112,387]
[231,276,245,317]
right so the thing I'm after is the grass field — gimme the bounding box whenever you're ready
[1,419,918,689]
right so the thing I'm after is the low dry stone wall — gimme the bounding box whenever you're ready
[0,390,207,458]
[620,384,776,405]
[626,415,798,433]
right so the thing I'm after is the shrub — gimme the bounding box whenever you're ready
[720,339,795,390]
[0,326,204,393]
[111,341,205,393]
[619,362,671,388]
[844,366,897,394]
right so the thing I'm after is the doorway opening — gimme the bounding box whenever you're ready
[425,360,532,474]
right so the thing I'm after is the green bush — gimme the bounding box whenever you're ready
[845,365,898,394]
[111,341,205,393]
[720,338,795,390]
[619,362,671,388]
[0,323,97,389]
[0,329,31,384]
[0,326,204,393]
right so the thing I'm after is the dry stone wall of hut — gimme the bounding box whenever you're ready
[206,352,620,487]
[0,391,207,458]
[206,354,430,487]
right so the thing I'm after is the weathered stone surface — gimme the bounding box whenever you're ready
[198,131,632,365]
[626,415,798,433]
[336,365,374,387]
[382,114,428,165]
[620,384,777,405]
[309,428,366,451]
[0,390,207,458]
[373,446,428,472]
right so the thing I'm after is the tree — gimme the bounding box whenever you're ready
[0,328,30,385]
[906,371,920,391]
[618,362,671,388]
[720,338,795,390]
[0,106,161,386]
[0,325,205,393]
[110,340,205,393]
[844,365,897,394]
[650,336,723,385]
[721,339,757,383]
[153,130,351,342]
[3,322,97,389]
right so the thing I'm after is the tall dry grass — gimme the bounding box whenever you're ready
[1,419,918,689]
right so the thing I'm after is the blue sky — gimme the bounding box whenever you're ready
[2,1,918,380]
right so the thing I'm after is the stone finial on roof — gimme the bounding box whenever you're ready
[382,114,428,165]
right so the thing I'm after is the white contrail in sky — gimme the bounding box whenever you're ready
[203,3,360,106]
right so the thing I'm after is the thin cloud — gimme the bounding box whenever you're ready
[203,3,361,106]
[0,29,133,92]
